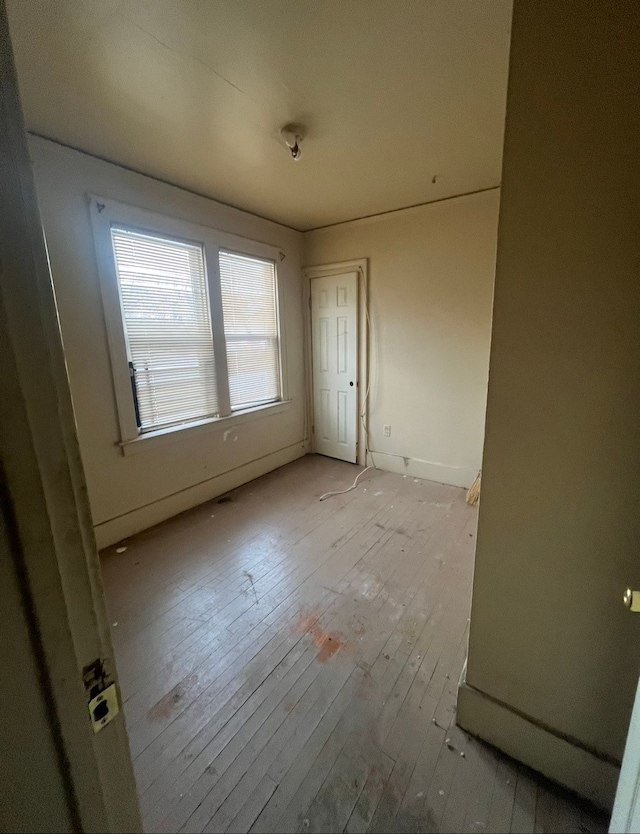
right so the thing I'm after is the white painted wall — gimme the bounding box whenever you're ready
[304,189,500,488]
[29,136,307,547]
[457,0,640,810]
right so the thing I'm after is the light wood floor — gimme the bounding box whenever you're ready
[101,455,609,834]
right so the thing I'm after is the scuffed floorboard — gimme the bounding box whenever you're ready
[101,455,609,834]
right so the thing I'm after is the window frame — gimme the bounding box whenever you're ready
[89,195,288,454]
[219,247,283,413]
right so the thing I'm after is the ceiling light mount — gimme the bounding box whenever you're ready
[280,124,305,161]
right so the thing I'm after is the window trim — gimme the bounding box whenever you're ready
[219,247,283,413]
[88,194,287,452]
[118,398,292,456]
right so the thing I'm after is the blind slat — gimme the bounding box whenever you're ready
[111,229,281,432]
[219,251,281,411]
[111,227,218,432]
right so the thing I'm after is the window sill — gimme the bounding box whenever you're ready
[118,400,292,457]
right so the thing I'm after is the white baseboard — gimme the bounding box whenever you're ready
[457,682,619,811]
[94,441,308,549]
[366,449,477,489]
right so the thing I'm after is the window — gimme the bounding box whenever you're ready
[220,251,280,411]
[92,197,285,447]
[111,228,218,432]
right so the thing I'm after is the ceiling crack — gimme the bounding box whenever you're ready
[120,15,260,106]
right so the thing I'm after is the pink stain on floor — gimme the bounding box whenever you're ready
[294,609,347,662]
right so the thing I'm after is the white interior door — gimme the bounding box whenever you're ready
[311,272,358,463]
[611,676,640,832]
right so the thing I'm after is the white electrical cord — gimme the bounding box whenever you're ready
[360,301,375,469]
[319,465,374,501]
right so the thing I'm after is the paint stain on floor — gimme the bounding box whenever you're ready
[295,609,348,662]
[148,674,198,721]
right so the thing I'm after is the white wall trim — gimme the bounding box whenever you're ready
[0,9,141,828]
[29,131,302,234]
[119,400,292,456]
[88,193,290,443]
[457,682,619,812]
[306,185,501,233]
[367,449,476,489]
[303,259,369,467]
[95,441,307,548]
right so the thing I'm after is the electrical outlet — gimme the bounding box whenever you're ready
[383,424,391,437]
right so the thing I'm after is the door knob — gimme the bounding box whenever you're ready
[623,588,640,612]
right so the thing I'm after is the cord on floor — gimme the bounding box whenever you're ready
[319,465,374,501]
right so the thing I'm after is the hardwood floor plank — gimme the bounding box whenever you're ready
[99,456,609,834]
[136,585,335,799]
[296,746,372,834]
[210,522,430,832]
[196,662,362,832]
[510,768,537,833]
[486,756,519,834]
[461,741,501,834]
[254,507,475,833]
[344,746,396,834]
[248,667,366,834]
[146,638,326,831]
[226,775,278,834]
[143,510,410,828]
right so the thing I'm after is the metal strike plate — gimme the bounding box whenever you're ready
[89,683,119,733]
[623,588,640,612]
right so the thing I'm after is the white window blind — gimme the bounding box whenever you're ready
[111,227,218,432]
[219,251,281,410]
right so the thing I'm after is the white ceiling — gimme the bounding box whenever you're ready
[7,0,512,231]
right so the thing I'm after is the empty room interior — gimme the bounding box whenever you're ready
[2,1,640,833]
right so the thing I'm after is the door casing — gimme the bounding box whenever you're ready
[0,3,141,829]
[303,259,369,467]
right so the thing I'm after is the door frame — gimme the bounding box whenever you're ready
[610,678,640,833]
[0,3,141,829]
[303,259,369,467]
